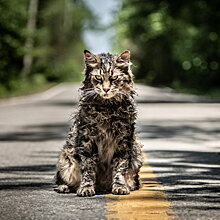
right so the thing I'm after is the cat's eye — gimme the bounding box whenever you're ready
[95,75,102,80]
[111,75,118,80]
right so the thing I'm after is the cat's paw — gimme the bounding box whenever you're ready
[129,185,136,191]
[77,186,95,197]
[112,185,130,195]
[54,184,70,193]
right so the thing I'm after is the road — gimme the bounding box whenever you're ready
[0,83,219,220]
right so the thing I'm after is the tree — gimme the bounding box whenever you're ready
[34,0,95,81]
[22,0,39,77]
[0,0,27,89]
[115,0,220,90]
[0,0,95,95]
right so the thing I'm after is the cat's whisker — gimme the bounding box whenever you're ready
[84,88,94,91]
[118,90,128,97]
[84,90,94,94]
[82,89,97,98]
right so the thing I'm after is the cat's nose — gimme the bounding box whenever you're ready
[103,87,110,93]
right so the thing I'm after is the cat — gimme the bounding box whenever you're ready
[55,50,143,197]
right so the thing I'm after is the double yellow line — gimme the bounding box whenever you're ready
[106,155,175,219]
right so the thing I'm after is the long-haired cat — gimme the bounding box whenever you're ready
[55,50,143,196]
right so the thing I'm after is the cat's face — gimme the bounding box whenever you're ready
[84,50,132,99]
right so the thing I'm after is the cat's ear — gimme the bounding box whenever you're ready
[84,50,98,67]
[116,50,130,63]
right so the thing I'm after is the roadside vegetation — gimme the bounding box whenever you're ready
[0,0,94,98]
[114,0,220,98]
[1,0,219,99]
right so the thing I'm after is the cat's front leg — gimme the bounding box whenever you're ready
[112,157,130,195]
[77,156,97,197]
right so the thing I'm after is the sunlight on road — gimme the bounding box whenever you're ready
[106,154,175,220]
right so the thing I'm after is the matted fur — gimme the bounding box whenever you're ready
[55,50,143,196]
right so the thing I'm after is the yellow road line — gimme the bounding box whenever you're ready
[106,154,175,220]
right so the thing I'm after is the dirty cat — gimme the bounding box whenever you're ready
[55,50,143,197]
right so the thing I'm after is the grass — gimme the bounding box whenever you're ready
[0,75,57,99]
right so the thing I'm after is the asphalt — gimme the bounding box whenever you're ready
[0,83,220,220]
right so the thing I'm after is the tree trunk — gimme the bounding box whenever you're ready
[22,0,38,77]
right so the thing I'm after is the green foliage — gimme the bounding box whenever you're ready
[115,0,220,91]
[0,0,28,88]
[0,0,95,97]
[0,75,55,98]
[35,0,94,82]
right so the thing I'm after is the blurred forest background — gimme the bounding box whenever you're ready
[0,0,94,97]
[0,0,219,98]
[115,0,220,96]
